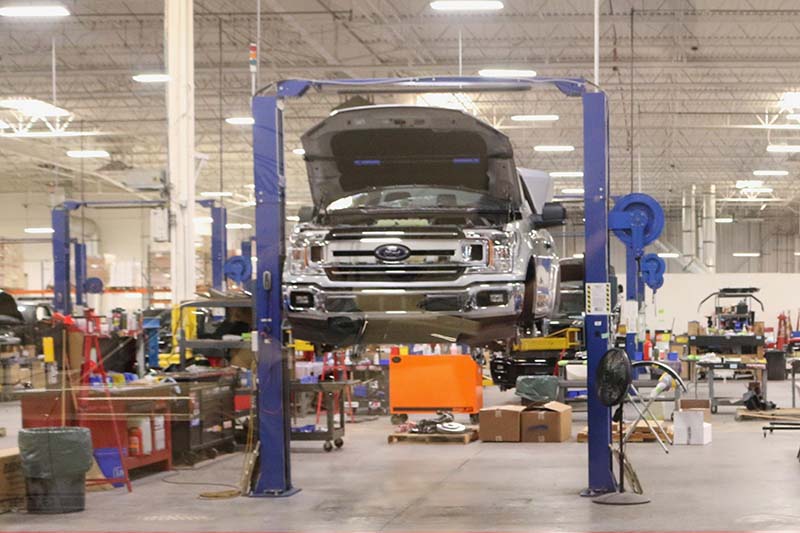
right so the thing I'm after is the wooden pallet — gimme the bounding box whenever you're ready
[735,408,800,422]
[577,421,673,443]
[388,428,478,445]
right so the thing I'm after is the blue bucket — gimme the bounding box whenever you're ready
[94,447,126,488]
[667,351,679,361]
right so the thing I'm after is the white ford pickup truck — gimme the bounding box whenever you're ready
[283,105,565,346]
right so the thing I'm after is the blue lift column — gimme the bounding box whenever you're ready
[251,89,297,496]
[582,90,616,495]
[51,206,72,315]
[211,205,228,291]
[74,242,87,308]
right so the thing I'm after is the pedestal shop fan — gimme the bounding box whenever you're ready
[593,348,650,505]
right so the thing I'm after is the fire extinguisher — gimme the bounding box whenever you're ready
[129,428,142,457]
[643,330,653,361]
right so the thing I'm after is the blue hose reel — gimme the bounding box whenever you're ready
[83,277,104,294]
[224,255,252,284]
[609,193,666,292]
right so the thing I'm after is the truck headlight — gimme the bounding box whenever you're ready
[288,236,325,275]
[488,232,516,273]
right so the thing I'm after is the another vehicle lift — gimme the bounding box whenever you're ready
[51,199,229,314]
[250,76,616,496]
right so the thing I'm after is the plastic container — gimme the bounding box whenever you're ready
[128,428,142,456]
[93,448,126,488]
[667,351,679,361]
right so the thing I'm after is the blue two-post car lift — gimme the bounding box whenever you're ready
[51,199,229,315]
[250,75,617,496]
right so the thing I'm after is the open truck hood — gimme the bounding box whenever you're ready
[300,105,521,208]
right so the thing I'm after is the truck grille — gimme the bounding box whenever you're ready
[325,265,465,282]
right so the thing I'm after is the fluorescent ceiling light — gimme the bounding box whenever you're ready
[193,217,213,224]
[199,191,233,198]
[549,171,583,178]
[23,227,54,234]
[243,200,256,207]
[787,113,800,121]
[767,144,800,153]
[714,217,734,223]
[0,4,69,17]
[535,145,574,152]
[0,98,69,117]
[657,252,680,258]
[795,252,800,256]
[0,119,8,129]
[732,252,760,258]
[478,68,536,78]
[753,170,787,176]
[0,130,100,138]
[561,188,584,194]
[736,180,763,189]
[225,223,252,230]
[572,253,584,259]
[286,215,300,222]
[430,1,504,11]
[742,187,773,194]
[292,148,306,156]
[132,73,169,83]
[66,150,109,158]
[225,116,254,125]
[511,114,558,122]
[779,92,800,111]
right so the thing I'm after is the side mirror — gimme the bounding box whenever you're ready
[534,202,566,229]
[297,206,314,223]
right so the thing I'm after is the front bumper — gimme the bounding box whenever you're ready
[283,282,524,345]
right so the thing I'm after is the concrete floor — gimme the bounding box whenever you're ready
[1,379,800,532]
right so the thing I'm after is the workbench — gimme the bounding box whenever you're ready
[695,360,767,413]
[688,334,764,354]
[19,384,174,474]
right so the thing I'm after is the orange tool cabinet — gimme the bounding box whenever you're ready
[389,354,483,421]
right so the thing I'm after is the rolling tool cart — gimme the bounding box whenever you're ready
[290,381,354,452]
[389,354,483,424]
[169,377,237,464]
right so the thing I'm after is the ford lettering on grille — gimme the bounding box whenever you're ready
[374,244,411,262]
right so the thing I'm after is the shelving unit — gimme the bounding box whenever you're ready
[177,296,253,370]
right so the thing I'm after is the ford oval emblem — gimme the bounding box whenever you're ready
[374,244,411,262]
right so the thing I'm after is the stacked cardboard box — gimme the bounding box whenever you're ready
[479,402,572,443]
[0,448,25,512]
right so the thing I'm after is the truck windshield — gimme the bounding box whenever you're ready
[325,186,509,212]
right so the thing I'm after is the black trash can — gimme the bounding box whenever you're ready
[765,350,787,381]
[18,427,93,514]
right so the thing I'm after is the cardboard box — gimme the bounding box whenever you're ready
[673,410,712,445]
[753,321,765,335]
[67,331,84,371]
[688,321,701,336]
[0,363,20,387]
[0,448,25,512]
[30,361,46,389]
[479,405,526,442]
[679,398,712,422]
[520,401,572,442]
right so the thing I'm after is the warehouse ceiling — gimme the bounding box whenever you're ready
[1,0,800,220]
